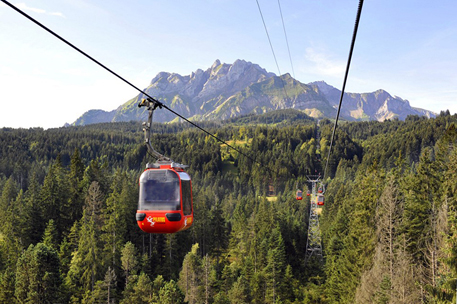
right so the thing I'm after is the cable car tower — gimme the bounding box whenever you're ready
[304,175,324,265]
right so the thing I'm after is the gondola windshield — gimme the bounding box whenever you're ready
[139,170,180,211]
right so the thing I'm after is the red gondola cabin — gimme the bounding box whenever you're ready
[317,195,324,206]
[296,190,303,200]
[136,162,193,234]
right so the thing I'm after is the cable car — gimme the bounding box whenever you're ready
[136,97,194,234]
[136,161,193,234]
[318,186,323,193]
[296,190,303,200]
[306,190,311,196]
[317,195,324,206]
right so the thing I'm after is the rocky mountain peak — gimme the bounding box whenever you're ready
[211,59,221,69]
[72,59,436,126]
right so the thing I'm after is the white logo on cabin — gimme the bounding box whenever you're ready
[184,217,188,227]
[146,216,155,227]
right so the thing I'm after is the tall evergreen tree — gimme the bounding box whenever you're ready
[120,272,153,304]
[39,155,70,241]
[325,165,382,303]
[22,171,44,247]
[15,243,62,303]
[179,243,203,304]
[121,241,139,287]
[42,219,59,250]
[0,178,22,268]
[401,148,439,264]
[65,181,105,301]
[264,226,287,303]
[68,148,85,224]
[159,279,185,304]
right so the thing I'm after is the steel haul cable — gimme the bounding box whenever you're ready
[255,0,290,104]
[3,0,364,183]
[1,0,273,173]
[277,0,295,79]
[323,0,364,180]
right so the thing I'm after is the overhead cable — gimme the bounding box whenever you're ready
[1,0,272,173]
[255,0,290,103]
[323,0,364,180]
[277,0,295,79]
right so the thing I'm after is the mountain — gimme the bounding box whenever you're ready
[308,81,436,121]
[72,59,435,126]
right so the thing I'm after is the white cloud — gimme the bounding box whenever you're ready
[304,47,345,77]
[49,11,64,17]
[14,2,64,17]
[16,3,45,13]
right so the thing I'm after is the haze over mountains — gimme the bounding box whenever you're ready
[72,59,435,126]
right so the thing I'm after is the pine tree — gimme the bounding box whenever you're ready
[209,200,228,258]
[82,267,117,304]
[0,178,22,268]
[250,271,266,304]
[43,219,59,250]
[65,181,105,301]
[402,148,438,262]
[264,226,287,303]
[102,170,139,284]
[68,148,85,224]
[121,241,139,287]
[355,174,403,303]
[120,272,153,304]
[39,156,70,241]
[228,275,249,304]
[22,171,44,247]
[391,237,421,303]
[325,165,382,303]
[440,147,457,301]
[179,243,203,304]
[87,266,117,303]
[159,279,185,304]
[0,268,15,303]
[15,243,62,303]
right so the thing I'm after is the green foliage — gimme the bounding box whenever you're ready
[15,243,62,303]
[42,219,59,250]
[1,114,457,302]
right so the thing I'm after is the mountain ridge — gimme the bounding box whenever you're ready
[72,59,435,126]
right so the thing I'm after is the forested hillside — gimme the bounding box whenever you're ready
[1,110,457,303]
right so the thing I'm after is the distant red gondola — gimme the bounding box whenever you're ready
[296,190,303,200]
[306,190,311,196]
[317,195,324,206]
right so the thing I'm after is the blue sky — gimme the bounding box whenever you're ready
[1,0,456,128]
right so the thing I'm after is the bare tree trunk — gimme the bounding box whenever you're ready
[273,265,276,304]
[205,254,209,304]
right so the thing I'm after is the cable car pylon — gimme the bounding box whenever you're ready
[304,175,324,265]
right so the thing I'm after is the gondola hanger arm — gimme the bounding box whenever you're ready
[138,98,170,162]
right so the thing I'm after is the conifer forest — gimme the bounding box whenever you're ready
[1,110,457,303]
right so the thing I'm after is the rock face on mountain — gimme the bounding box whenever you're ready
[72,60,435,125]
[308,81,436,121]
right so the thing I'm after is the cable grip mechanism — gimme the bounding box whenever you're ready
[138,98,170,162]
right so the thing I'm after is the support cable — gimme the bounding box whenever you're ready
[277,0,295,79]
[1,0,272,173]
[255,0,290,104]
[323,0,364,180]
